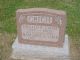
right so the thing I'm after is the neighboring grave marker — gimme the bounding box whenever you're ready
[16,8,66,47]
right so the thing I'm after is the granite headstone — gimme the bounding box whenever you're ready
[11,8,70,60]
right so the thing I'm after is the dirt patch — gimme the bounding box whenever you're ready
[0,32,16,60]
[70,38,80,60]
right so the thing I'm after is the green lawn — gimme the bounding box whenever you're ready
[0,0,80,60]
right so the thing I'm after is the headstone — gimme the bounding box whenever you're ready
[11,8,70,60]
[16,8,66,47]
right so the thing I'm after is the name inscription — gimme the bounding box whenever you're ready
[27,16,53,24]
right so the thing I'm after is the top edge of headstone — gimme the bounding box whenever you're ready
[16,8,66,15]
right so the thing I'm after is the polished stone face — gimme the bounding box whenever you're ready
[16,8,66,47]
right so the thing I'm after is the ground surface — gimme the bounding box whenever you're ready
[0,0,80,60]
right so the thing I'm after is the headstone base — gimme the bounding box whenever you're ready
[11,34,70,60]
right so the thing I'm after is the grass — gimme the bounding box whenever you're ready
[0,0,80,60]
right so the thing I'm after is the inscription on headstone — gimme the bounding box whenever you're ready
[16,8,66,47]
